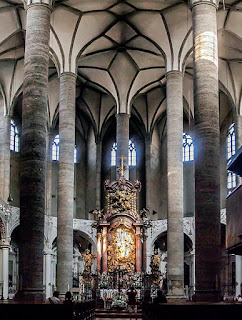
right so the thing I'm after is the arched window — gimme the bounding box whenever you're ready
[52,135,77,163]
[183,133,194,162]
[52,135,60,161]
[128,140,136,166]
[227,123,236,190]
[110,140,137,167]
[74,146,77,164]
[10,120,20,152]
[111,142,117,166]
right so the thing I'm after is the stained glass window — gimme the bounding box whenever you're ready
[183,133,194,162]
[10,120,20,152]
[111,142,117,166]
[227,123,236,190]
[128,140,136,166]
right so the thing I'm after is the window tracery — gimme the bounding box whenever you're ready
[10,120,20,152]
[183,133,194,162]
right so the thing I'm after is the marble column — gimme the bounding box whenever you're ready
[96,232,102,273]
[102,227,108,273]
[166,71,184,298]
[44,250,52,299]
[135,225,142,273]
[116,113,130,180]
[17,0,52,302]
[190,0,221,302]
[57,72,76,296]
[1,243,10,300]
[0,115,10,202]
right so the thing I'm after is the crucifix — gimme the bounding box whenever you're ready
[117,155,127,178]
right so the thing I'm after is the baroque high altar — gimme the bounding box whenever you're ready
[81,157,160,293]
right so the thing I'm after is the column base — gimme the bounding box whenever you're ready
[14,289,45,302]
[192,290,223,302]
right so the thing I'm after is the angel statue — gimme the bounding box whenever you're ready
[82,249,96,273]
[150,248,161,273]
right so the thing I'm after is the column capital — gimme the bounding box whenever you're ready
[22,0,54,10]
[166,70,184,78]
[0,239,11,248]
[189,0,219,9]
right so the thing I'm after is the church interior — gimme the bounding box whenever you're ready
[0,0,242,318]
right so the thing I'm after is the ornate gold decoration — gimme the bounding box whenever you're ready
[104,178,141,220]
[150,248,161,273]
[116,155,128,178]
[107,224,135,273]
[82,249,96,273]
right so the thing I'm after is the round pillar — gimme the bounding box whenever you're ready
[17,0,52,302]
[145,137,151,210]
[57,72,76,297]
[0,115,10,202]
[166,70,184,299]
[1,244,10,300]
[44,251,52,299]
[96,140,102,209]
[46,132,54,216]
[191,0,221,302]
[116,113,130,180]
[135,225,142,273]
[102,227,108,273]
[96,232,102,273]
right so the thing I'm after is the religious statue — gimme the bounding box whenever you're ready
[110,189,134,213]
[150,248,161,273]
[82,249,96,273]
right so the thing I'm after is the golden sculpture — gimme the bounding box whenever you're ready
[107,225,135,272]
[82,249,96,273]
[110,189,134,213]
[150,248,161,273]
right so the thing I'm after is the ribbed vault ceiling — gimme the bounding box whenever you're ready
[0,0,241,138]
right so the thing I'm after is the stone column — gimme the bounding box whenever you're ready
[145,137,151,209]
[235,114,242,149]
[17,0,52,302]
[0,243,10,300]
[0,115,11,202]
[96,232,102,273]
[46,132,54,216]
[102,226,108,273]
[135,225,142,273]
[190,0,221,302]
[235,114,242,185]
[57,72,76,296]
[235,255,242,297]
[116,113,130,180]
[166,71,184,299]
[44,250,52,299]
[96,140,102,209]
